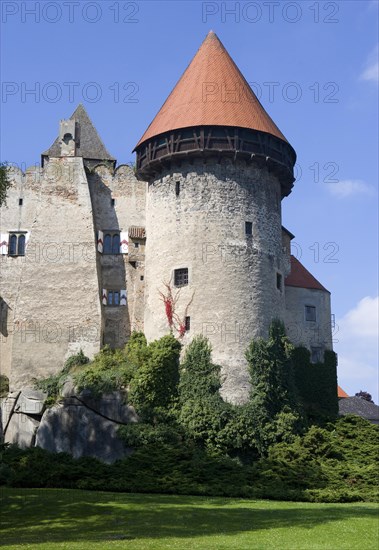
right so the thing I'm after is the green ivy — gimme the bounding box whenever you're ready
[73,346,134,398]
[34,349,90,406]
[128,334,182,422]
[246,319,306,455]
[292,346,338,421]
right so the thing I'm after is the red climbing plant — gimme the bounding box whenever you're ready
[159,281,194,339]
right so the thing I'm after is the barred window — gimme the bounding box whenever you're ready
[174,268,188,287]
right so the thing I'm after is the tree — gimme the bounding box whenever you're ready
[177,335,257,456]
[355,390,374,403]
[0,162,12,207]
[245,319,305,455]
[177,335,229,450]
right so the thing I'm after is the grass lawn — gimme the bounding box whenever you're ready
[0,488,378,550]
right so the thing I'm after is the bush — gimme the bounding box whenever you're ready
[63,349,89,373]
[253,415,379,502]
[34,349,90,406]
[73,347,134,398]
[118,423,181,447]
[1,415,377,502]
[128,334,181,421]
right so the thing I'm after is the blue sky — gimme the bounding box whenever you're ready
[1,0,378,400]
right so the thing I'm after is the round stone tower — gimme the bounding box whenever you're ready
[134,32,296,404]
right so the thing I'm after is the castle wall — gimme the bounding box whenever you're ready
[1,165,45,380]
[143,158,287,404]
[87,164,146,344]
[285,285,333,356]
[0,158,102,390]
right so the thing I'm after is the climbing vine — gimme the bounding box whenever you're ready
[158,281,194,339]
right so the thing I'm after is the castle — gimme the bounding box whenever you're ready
[0,32,333,405]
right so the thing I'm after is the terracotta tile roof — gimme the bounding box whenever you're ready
[285,256,329,292]
[135,31,288,148]
[338,386,349,398]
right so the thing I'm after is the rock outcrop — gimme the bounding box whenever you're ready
[1,378,138,463]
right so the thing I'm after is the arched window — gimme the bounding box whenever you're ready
[102,232,120,255]
[9,235,17,256]
[8,233,27,257]
[18,234,25,256]
[103,234,112,254]
[112,234,120,254]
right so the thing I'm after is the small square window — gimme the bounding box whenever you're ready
[111,198,115,207]
[19,198,23,206]
[140,275,144,281]
[174,268,188,287]
[134,242,139,248]
[185,316,191,331]
[305,305,316,322]
[276,273,282,291]
[245,221,252,236]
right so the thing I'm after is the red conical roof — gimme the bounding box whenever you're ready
[135,31,288,148]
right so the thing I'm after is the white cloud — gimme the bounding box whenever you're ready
[325,179,375,198]
[360,45,379,83]
[335,296,379,402]
[340,296,379,338]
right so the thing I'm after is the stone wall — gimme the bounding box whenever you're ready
[0,158,102,390]
[87,164,146,343]
[285,285,333,354]
[0,160,147,389]
[143,157,287,404]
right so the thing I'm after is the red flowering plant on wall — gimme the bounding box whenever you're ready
[159,281,194,339]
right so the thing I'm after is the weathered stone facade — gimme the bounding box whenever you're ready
[1,30,335,414]
[0,108,146,391]
[285,286,333,357]
[0,104,334,406]
[144,159,288,403]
